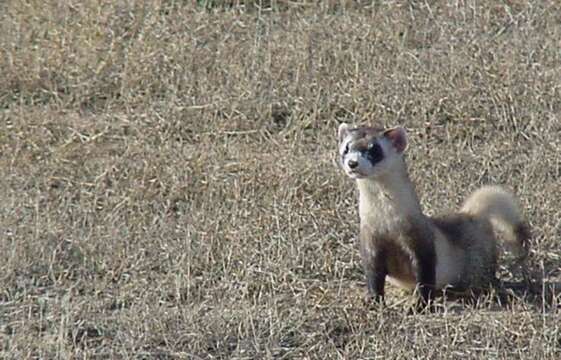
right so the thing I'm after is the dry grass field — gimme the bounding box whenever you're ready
[1,0,561,358]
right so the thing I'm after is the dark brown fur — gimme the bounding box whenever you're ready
[361,216,437,309]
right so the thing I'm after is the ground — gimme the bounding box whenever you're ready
[1,1,561,358]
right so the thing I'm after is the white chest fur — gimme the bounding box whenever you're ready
[356,173,421,235]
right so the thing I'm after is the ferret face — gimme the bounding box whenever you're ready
[338,124,408,180]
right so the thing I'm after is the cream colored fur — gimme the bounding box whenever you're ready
[461,185,527,252]
[432,229,466,289]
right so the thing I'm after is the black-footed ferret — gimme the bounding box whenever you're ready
[337,123,530,309]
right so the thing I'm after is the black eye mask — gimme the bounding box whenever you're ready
[366,142,384,164]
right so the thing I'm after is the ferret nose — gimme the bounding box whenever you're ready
[348,160,358,169]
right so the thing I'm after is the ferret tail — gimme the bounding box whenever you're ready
[461,185,530,258]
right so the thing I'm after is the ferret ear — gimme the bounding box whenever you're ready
[338,123,350,141]
[383,126,408,153]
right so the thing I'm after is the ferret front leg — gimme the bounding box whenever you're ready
[361,248,387,305]
[414,246,436,311]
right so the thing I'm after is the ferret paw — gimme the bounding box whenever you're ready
[363,293,385,310]
[409,299,437,315]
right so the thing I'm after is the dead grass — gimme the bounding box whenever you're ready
[1,0,561,358]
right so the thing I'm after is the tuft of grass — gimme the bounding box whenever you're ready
[1,1,561,358]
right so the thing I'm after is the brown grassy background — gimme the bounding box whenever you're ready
[1,1,560,358]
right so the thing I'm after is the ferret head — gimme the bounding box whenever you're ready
[337,123,408,180]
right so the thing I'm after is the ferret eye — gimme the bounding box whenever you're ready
[367,142,383,162]
[342,144,349,155]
